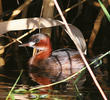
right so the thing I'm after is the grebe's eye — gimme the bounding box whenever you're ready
[35,39,40,43]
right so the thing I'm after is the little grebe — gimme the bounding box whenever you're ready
[20,33,88,86]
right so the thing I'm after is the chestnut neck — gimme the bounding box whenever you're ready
[29,36,52,66]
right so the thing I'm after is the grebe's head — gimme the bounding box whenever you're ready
[19,33,52,52]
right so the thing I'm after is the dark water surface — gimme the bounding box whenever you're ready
[0,66,110,100]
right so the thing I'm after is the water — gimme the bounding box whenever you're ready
[0,67,110,100]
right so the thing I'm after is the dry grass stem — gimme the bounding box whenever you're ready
[41,0,54,37]
[88,0,109,53]
[9,0,32,20]
[0,28,36,50]
[53,0,107,100]
[54,0,86,18]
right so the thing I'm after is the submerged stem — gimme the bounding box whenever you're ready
[6,69,23,100]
